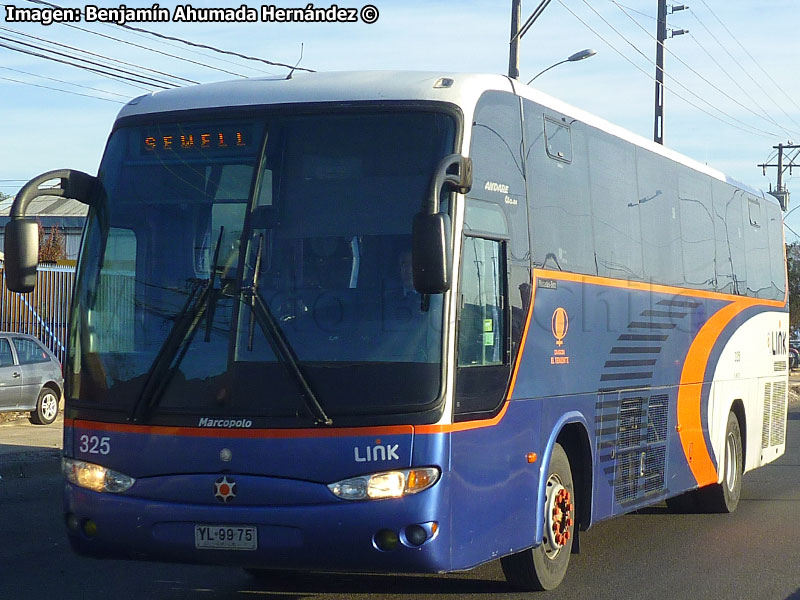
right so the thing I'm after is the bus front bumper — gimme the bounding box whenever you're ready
[63,482,451,573]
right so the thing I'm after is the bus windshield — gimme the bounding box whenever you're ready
[68,109,456,424]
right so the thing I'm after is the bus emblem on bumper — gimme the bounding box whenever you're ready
[214,476,237,503]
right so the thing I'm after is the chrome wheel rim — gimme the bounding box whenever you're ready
[41,392,58,421]
[543,474,574,559]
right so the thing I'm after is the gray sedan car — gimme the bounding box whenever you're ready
[0,334,63,425]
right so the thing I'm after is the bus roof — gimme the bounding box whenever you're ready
[117,70,767,200]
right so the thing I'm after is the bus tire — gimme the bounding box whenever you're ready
[501,443,574,591]
[696,411,743,513]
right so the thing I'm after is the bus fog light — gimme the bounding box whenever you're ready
[404,524,427,546]
[83,519,98,537]
[66,513,79,532]
[374,529,399,551]
[63,458,135,493]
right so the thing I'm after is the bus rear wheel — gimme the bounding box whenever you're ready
[501,443,575,591]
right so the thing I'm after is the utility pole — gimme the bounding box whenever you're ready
[653,3,688,145]
[758,143,799,211]
[653,0,667,144]
[509,0,522,79]
[508,0,554,79]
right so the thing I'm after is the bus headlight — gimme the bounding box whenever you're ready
[62,458,135,493]
[328,467,440,500]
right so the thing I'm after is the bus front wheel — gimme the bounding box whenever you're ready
[501,442,575,591]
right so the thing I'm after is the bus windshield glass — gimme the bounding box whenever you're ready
[68,109,456,423]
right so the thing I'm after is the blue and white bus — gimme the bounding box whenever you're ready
[6,72,789,590]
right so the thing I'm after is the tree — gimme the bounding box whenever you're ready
[0,191,10,201]
[788,243,800,334]
[38,224,66,263]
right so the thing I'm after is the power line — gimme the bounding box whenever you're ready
[25,0,314,74]
[0,35,176,88]
[555,0,778,139]
[0,25,198,86]
[695,0,800,115]
[118,23,315,74]
[0,74,125,103]
[54,20,249,78]
[21,0,248,78]
[686,7,800,133]
[686,31,786,133]
[611,1,798,139]
[0,40,169,90]
[0,64,131,98]
[613,2,656,22]
[94,18,278,76]
[784,221,800,242]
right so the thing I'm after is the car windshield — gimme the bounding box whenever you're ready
[67,108,456,423]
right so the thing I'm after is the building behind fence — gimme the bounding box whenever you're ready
[0,264,76,365]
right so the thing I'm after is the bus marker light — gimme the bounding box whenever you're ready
[526,453,538,463]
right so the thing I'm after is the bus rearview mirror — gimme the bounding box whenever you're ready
[4,219,39,293]
[412,212,452,294]
[4,169,99,293]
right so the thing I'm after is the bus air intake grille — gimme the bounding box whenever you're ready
[771,381,787,446]
[774,361,787,372]
[762,382,772,449]
[644,445,667,494]
[647,394,668,443]
[614,451,639,503]
[617,397,644,450]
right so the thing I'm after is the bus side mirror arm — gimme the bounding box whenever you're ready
[4,169,99,293]
[412,155,473,295]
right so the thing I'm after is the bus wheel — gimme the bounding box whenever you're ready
[696,411,743,513]
[501,443,575,591]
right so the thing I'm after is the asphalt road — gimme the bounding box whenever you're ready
[1,406,799,600]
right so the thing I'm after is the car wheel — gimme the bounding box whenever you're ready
[501,443,575,591]
[29,387,59,425]
[790,349,799,370]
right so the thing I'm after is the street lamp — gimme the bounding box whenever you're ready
[527,49,597,84]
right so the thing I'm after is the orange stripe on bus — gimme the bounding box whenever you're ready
[534,269,787,307]
[64,418,414,439]
[64,270,783,443]
[676,300,751,487]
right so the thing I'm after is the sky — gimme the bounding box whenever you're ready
[2,0,800,236]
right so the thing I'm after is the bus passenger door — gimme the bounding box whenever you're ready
[454,236,510,415]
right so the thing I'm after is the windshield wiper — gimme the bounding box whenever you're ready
[128,228,224,423]
[242,265,332,426]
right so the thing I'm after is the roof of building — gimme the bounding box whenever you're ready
[0,196,88,229]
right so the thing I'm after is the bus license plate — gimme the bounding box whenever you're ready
[195,525,257,550]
